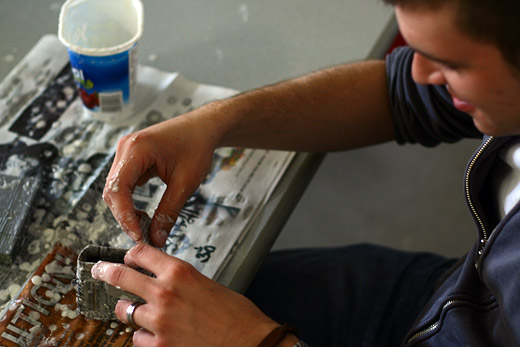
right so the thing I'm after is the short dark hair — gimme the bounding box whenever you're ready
[383,0,520,69]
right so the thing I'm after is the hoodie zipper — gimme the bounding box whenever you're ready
[465,136,495,269]
[405,136,496,346]
[405,299,497,345]
[406,300,460,344]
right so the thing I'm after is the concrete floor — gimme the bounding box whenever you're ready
[273,138,483,259]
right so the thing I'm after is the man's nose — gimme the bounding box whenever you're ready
[411,52,446,85]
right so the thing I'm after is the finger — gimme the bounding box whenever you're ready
[132,328,156,347]
[104,165,142,241]
[150,211,175,248]
[135,210,153,245]
[104,134,155,241]
[115,300,152,330]
[124,243,188,277]
[135,167,157,186]
[150,177,196,247]
[91,261,155,300]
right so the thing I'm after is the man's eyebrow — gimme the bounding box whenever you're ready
[409,45,467,68]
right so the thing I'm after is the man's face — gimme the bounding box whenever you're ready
[395,5,520,137]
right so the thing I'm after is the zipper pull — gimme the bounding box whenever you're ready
[475,239,488,269]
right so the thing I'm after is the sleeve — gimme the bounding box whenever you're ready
[385,47,483,147]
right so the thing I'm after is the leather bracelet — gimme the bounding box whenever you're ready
[257,323,298,347]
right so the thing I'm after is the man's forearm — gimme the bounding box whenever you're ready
[208,60,395,152]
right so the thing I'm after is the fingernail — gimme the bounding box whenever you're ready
[127,229,141,242]
[91,261,107,280]
[154,213,174,226]
[156,229,169,247]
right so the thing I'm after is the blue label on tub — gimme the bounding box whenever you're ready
[67,46,135,113]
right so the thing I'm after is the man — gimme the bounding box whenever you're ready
[93,0,520,345]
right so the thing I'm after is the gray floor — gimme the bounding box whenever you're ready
[273,138,483,258]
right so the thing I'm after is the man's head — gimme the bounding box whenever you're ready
[383,0,520,70]
[385,0,520,137]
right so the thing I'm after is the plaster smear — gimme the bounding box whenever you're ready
[239,4,249,23]
[107,159,128,193]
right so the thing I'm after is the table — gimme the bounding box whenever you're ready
[0,0,396,292]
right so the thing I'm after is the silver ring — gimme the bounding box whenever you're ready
[126,301,143,327]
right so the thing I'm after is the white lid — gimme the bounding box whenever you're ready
[58,0,144,56]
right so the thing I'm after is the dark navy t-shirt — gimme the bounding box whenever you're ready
[385,47,482,146]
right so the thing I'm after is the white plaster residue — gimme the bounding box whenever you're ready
[2,284,21,301]
[19,261,32,272]
[50,2,61,12]
[0,289,9,301]
[55,302,78,319]
[45,259,74,276]
[62,139,87,157]
[3,54,15,63]
[239,4,249,23]
[33,209,46,224]
[107,159,127,193]
[63,86,75,100]
[47,290,61,302]
[8,301,18,311]
[49,324,58,332]
[67,309,79,319]
[43,228,55,242]
[216,48,224,65]
[4,155,36,177]
[106,328,114,336]
[31,275,43,286]
[29,310,41,321]
[36,119,47,129]
[111,232,133,249]
[27,240,41,255]
[78,163,92,174]
[29,324,42,335]
[0,178,18,190]
[56,99,67,109]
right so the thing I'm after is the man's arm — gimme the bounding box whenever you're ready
[103,59,394,245]
[204,60,394,152]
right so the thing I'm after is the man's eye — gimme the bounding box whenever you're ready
[442,63,459,71]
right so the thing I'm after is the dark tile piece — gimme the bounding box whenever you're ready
[0,174,41,264]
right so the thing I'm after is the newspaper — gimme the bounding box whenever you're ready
[0,35,294,344]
